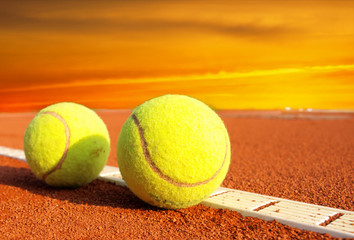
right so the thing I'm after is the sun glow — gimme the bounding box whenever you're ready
[0,1,353,111]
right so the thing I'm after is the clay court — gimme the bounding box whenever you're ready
[0,110,353,239]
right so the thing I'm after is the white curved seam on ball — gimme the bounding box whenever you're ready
[41,111,70,180]
[132,113,228,187]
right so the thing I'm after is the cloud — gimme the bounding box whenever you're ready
[1,0,352,40]
[0,16,293,39]
[1,1,353,111]
[2,64,353,93]
[0,1,297,39]
[1,64,353,111]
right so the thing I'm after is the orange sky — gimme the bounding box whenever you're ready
[0,0,353,111]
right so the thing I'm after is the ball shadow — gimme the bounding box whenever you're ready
[0,134,160,211]
[0,164,158,210]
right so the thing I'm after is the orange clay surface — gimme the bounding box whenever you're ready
[0,110,353,239]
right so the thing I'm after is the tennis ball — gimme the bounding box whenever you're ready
[24,102,110,188]
[117,94,230,209]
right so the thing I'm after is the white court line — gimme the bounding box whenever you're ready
[1,146,353,238]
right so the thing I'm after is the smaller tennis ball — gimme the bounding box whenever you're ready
[117,94,231,209]
[24,102,110,188]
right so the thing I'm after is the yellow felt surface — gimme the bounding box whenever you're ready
[24,114,66,179]
[24,102,111,187]
[117,95,231,209]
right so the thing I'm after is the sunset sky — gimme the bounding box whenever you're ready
[1,0,353,111]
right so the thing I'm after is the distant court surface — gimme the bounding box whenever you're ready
[1,146,353,239]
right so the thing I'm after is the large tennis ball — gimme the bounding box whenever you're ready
[117,95,230,209]
[24,102,110,188]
